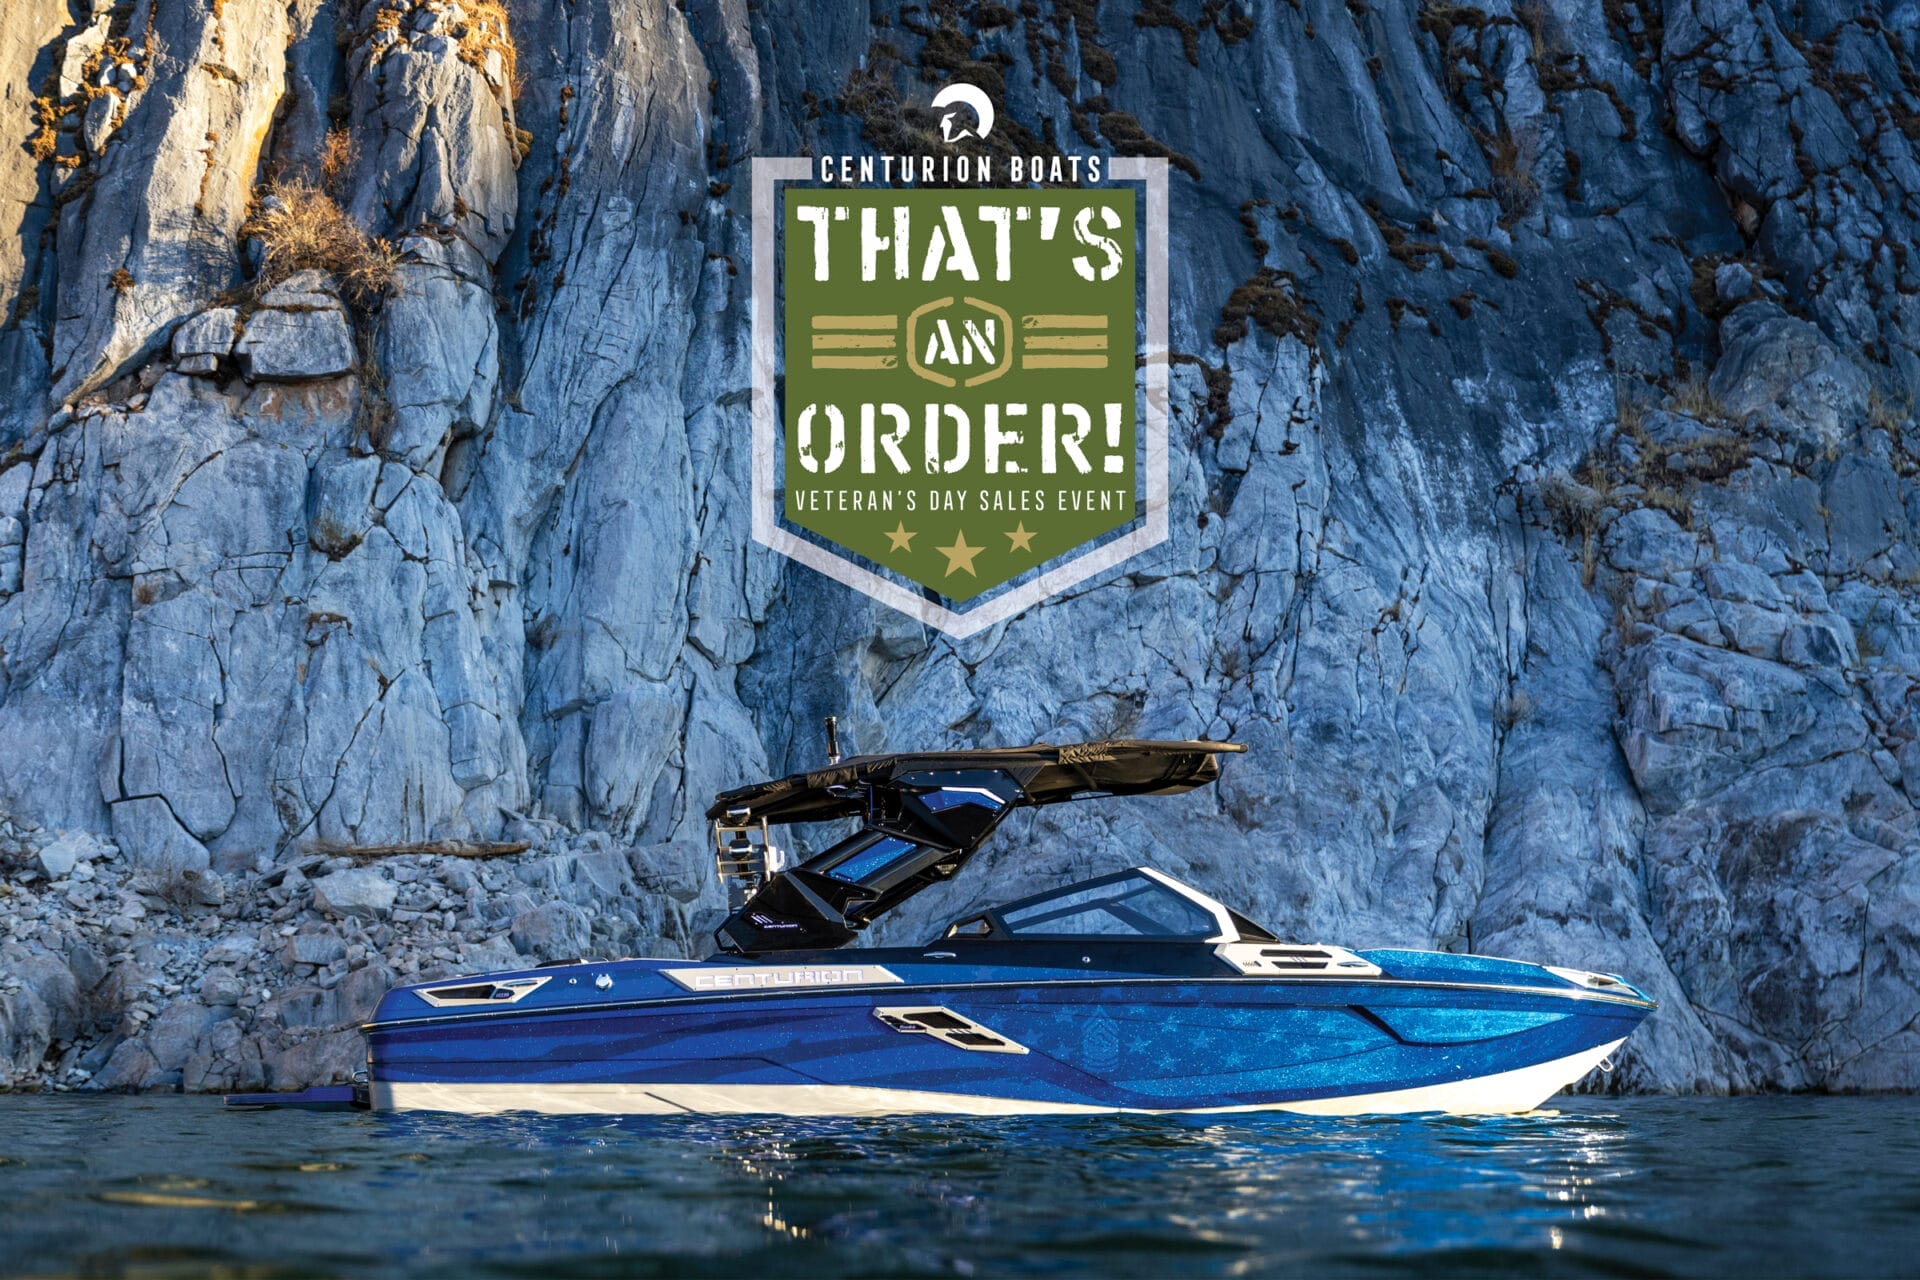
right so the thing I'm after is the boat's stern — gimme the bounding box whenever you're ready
[360,956,725,1107]
[367,956,715,1027]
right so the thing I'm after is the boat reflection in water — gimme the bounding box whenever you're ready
[21,1094,1914,1276]
[250,739,1656,1116]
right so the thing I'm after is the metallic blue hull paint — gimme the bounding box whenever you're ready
[366,950,1653,1112]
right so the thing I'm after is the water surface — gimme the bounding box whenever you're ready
[2,1095,1914,1277]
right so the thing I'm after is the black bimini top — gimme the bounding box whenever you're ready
[707,740,1243,955]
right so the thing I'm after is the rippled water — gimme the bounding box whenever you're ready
[2,1095,1917,1277]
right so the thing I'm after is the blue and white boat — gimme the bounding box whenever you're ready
[348,740,1654,1116]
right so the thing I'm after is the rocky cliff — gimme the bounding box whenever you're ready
[3,0,1919,1095]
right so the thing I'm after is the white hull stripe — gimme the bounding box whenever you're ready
[370,1039,1626,1118]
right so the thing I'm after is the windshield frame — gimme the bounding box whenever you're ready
[944,867,1243,944]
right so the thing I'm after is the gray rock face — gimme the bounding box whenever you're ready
[0,0,71,440]
[3,0,1920,1095]
[376,237,500,472]
[42,0,290,407]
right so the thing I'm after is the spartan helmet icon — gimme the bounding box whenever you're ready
[932,83,996,144]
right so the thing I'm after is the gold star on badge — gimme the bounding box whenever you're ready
[884,521,916,552]
[1004,521,1037,553]
[935,529,984,577]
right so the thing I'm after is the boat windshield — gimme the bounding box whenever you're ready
[986,870,1222,940]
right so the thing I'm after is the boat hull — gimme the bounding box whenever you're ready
[365,956,1650,1117]
[368,1037,1628,1116]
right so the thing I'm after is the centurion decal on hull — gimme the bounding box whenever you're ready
[228,734,1655,1118]
[661,965,904,992]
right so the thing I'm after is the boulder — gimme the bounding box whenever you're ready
[234,307,356,380]
[283,928,347,966]
[199,969,245,1007]
[256,270,339,309]
[109,798,211,878]
[307,451,380,556]
[181,1017,266,1093]
[630,841,711,903]
[458,934,522,972]
[145,1001,224,1072]
[91,1039,163,1091]
[509,902,592,960]
[1714,262,1753,304]
[35,831,115,881]
[1606,508,1702,580]
[0,515,20,594]
[264,1029,363,1090]
[268,986,344,1030]
[171,308,238,361]
[1709,304,1869,450]
[311,869,397,920]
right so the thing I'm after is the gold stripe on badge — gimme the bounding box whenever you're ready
[1021,313,1110,370]
[813,356,898,369]
[810,314,900,370]
[812,314,897,329]
[1024,335,1108,350]
[1022,313,1108,329]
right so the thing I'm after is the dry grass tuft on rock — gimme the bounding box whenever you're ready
[1514,0,1564,61]
[454,0,518,92]
[1496,687,1536,730]
[1535,373,1762,586]
[1214,266,1321,349]
[1539,463,1612,585]
[1487,125,1542,222]
[318,127,356,193]
[1868,387,1914,436]
[1666,371,1728,423]
[244,179,399,311]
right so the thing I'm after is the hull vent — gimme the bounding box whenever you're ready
[415,976,551,1008]
[1216,943,1383,978]
[875,1006,1029,1054]
[1546,965,1635,994]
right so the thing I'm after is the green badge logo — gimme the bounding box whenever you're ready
[750,120,1169,637]
[783,189,1136,602]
